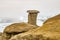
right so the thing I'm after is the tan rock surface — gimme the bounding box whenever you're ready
[37,14,60,32]
[9,31,60,40]
[9,14,60,40]
[3,22,37,40]
[4,22,37,33]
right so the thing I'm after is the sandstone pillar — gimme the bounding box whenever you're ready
[27,10,39,26]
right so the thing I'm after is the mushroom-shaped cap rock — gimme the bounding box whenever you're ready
[27,10,39,13]
[3,22,37,33]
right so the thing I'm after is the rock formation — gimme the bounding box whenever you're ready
[27,10,39,26]
[2,10,39,40]
[3,22,37,40]
[9,14,60,40]
[2,10,60,40]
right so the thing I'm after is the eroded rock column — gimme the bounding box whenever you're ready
[27,10,39,26]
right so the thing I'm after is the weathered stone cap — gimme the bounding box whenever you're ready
[27,10,39,13]
[3,22,37,33]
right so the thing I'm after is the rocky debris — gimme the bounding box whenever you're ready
[9,14,60,40]
[3,22,37,40]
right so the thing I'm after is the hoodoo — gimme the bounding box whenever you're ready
[27,10,39,26]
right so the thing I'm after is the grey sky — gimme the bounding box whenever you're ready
[0,0,60,19]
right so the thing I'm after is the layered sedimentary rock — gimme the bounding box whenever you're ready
[3,22,37,40]
[9,14,60,40]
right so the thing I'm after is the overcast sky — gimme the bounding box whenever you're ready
[0,0,60,19]
[0,0,60,24]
